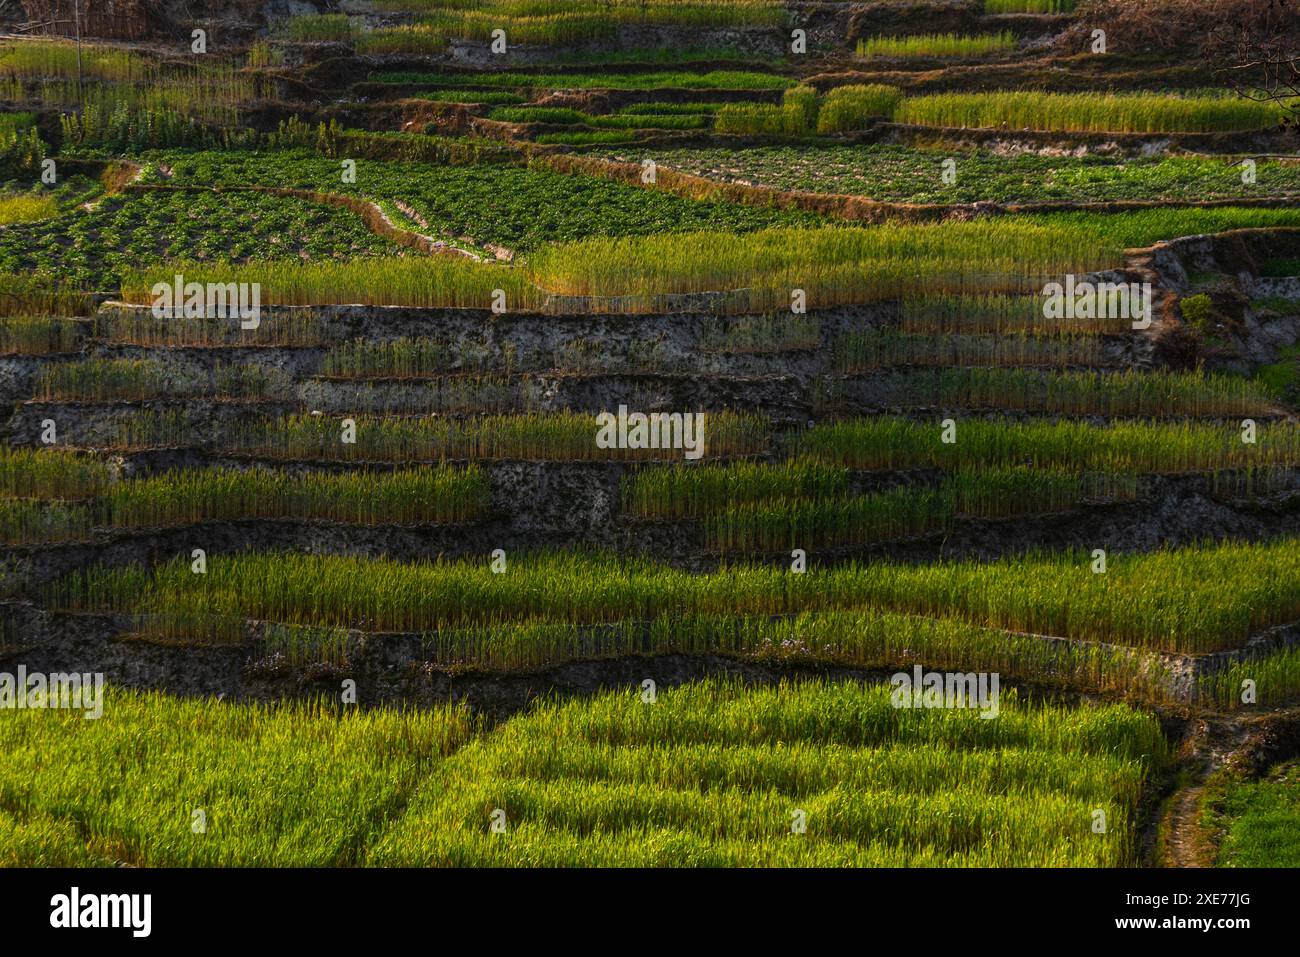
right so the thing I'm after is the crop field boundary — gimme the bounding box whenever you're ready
[539,153,1300,226]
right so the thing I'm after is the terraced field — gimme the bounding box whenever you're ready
[1,0,1299,888]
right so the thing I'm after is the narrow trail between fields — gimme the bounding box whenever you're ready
[1153,707,1300,867]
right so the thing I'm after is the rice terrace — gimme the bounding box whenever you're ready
[0,0,1298,926]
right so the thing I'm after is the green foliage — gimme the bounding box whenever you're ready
[857,32,1016,58]
[229,411,768,462]
[43,538,1300,654]
[370,70,794,90]
[0,316,83,354]
[793,416,1300,473]
[371,680,1163,866]
[817,84,903,133]
[984,0,1075,11]
[599,145,1300,204]
[0,124,44,179]
[896,91,1284,134]
[820,367,1278,417]
[0,691,474,866]
[1206,760,1300,866]
[0,188,402,290]
[278,14,364,43]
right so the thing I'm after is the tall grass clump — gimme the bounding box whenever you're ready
[816,84,902,133]
[9,46,268,127]
[698,314,821,353]
[489,105,706,130]
[0,447,110,500]
[699,467,1137,552]
[856,32,1015,58]
[95,310,325,347]
[715,85,819,137]
[815,541,1300,654]
[0,690,474,866]
[984,0,1075,11]
[35,359,288,402]
[895,91,1284,134]
[0,499,92,545]
[423,608,1175,700]
[1199,648,1300,710]
[0,273,93,318]
[279,14,365,43]
[1024,206,1300,250]
[364,1,787,49]
[370,69,794,91]
[0,41,141,81]
[624,461,848,518]
[0,193,57,225]
[0,317,83,355]
[527,221,1120,313]
[35,359,167,402]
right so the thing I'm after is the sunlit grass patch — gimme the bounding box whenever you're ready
[857,32,1015,58]
[370,679,1165,866]
[0,690,474,866]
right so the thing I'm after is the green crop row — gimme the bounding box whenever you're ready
[372,680,1161,866]
[984,0,1076,11]
[0,680,1161,866]
[489,105,708,130]
[857,32,1017,58]
[899,294,1128,334]
[698,468,1139,553]
[42,538,1300,653]
[1198,647,1300,711]
[552,85,1278,138]
[0,446,111,500]
[894,91,1285,135]
[607,145,1300,206]
[424,609,1175,701]
[93,310,327,348]
[320,338,453,378]
[229,412,767,462]
[0,465,488,543]
[792,416,1300,472]
[368,69,794,91]
[819,368,1279,418]
[34,359,289,402]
